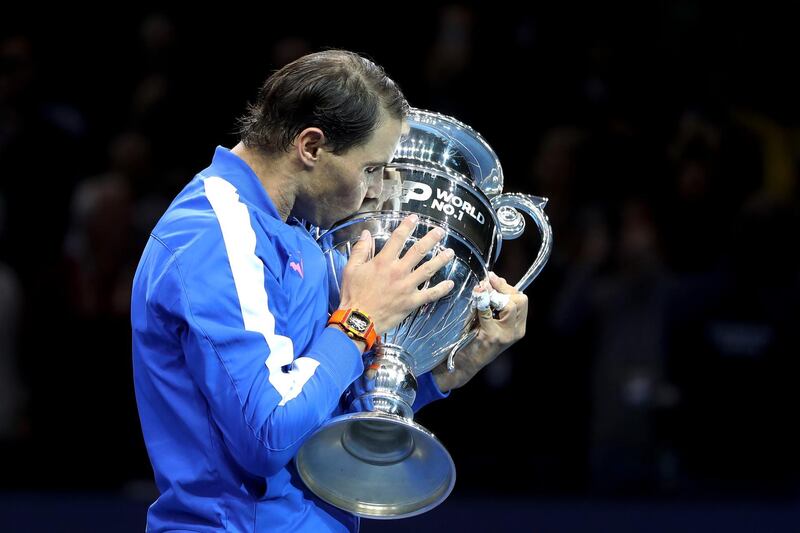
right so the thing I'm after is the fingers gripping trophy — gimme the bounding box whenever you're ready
[295,109,553,519]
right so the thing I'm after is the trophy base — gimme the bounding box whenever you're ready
[295,411,456,519]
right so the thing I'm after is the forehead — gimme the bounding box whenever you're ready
[360,117,406,163]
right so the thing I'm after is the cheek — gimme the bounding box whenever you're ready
[341,173,367,202]
[327,162,367,207]
[351,179,368,201]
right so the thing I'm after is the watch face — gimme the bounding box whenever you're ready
[347,312,370,333]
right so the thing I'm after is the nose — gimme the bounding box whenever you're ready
[364,170,384,199]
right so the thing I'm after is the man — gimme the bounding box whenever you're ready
[132,50,527,532]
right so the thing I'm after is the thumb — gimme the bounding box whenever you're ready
[347,230,373,266]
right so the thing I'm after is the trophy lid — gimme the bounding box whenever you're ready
[392,108,504,197]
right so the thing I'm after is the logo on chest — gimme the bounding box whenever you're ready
[289,259,304,279]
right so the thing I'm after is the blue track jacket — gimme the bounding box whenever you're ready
[131,146,448,532]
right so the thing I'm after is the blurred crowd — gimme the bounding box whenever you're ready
[1,5,798,500]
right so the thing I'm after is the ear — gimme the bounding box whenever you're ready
[295,127,326,168]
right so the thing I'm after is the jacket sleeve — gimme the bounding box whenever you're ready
[160,246,364,478]
[412,371,450,412]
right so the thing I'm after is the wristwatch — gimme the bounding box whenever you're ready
[328,308,378,351]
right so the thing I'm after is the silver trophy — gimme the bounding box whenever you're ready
[295,109,552,519]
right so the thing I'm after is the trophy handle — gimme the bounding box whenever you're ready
[446,329,479,372]
[490,193,553,292]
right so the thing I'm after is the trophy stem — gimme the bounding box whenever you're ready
[347,343,418,421]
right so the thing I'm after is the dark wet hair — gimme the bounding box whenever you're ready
[238,50,408,155]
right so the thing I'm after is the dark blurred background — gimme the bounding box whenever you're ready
[2,3,799,532]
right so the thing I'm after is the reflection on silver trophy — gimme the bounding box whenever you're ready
[295,109,553,519]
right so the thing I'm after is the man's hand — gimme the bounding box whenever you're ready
[338,214,455,335]
[431,272,528,392]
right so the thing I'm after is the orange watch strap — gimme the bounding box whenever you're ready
[329,309,348,325]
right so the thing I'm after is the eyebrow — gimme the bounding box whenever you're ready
[363,160,391,167]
